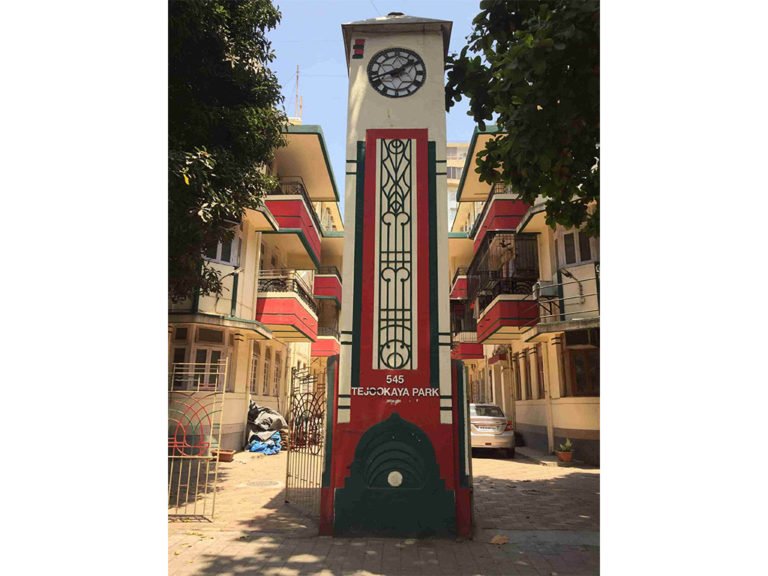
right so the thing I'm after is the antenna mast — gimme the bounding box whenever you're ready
[294,65,302,121]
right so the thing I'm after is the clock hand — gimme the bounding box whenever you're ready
[370,60,417,82]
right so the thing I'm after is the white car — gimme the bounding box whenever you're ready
[469,403,515,458]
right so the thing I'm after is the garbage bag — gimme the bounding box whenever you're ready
[247,431,282,455]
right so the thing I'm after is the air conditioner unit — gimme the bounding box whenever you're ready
[532,280,558,300]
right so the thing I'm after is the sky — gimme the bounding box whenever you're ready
[269,0,482,210]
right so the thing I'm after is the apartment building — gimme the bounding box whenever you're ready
[448,126,600,465]
[168,123,344,451]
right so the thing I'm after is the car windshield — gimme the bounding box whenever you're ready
[473,405,504,418]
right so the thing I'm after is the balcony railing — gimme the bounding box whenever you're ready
[169,360,228,392]
[258,269,318,314]
[452,331,478,343]
[317,265,341,279]
[450,312,477,335]
[469,183,509,238]
[467,232,539,312]
[512,262,600,335]
[317,325,340,339]
[272,176,324,235]
[451,266,469,287]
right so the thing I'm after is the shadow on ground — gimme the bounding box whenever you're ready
[173,453,600,576]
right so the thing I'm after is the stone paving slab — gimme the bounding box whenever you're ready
[169,450,599,575]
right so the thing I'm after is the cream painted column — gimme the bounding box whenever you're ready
[230,332,247,393]
[549,335,566,399]
[230,332,250,447]
[492,364,503,410]
[528,347,540,400]
[500,363,514,426]
[539,342,555,453]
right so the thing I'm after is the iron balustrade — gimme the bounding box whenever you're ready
[272,177,324,236]
[468,183,513,238]
[450,303,477,334]
[258,269,319,314]
[451,266,469,287]
[452,331,478,343]
[317,325,340,339]
[514,265,601,336]
[466,231,540,314]
[169,360,228,392]
[316,265,341,279]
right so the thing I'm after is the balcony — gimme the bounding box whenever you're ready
[255,269,318,341]
[263,177,322,269]
[449,301,483,360]
[311,324,341,358]
[450,266,469,300]
[470,184,530,250]
[313,265,342,304]
[468,232,540,344]
[450,331,483,361]
[519,262,600,341]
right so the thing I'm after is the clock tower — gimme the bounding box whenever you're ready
[320,12,472,537]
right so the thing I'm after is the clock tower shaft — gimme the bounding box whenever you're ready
[320,13,472,538]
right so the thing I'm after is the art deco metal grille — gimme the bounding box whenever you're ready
[375,138,415,370]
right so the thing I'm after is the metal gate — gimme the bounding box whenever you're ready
[284,367,326,518]
[168,359,228,521]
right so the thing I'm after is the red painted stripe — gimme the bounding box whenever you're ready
[473,198,530,248]
[313,275,342,302]
[264,198,322,261]
[311,338,340,357]
[450,342,484,360]
[476,299,538,342]
[449,277,468,300]
[255,297,318,341]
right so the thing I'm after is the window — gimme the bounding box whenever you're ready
[536,344,546,399]
[562,230,595,265]
[523,350,532,400]
[203,232,240,265]
[262,349,271,395]
[197,328,224,344]
[171,347,186,389]
[562,329,600,397]
[563,233,577,265]
[578,231,592,262]
[273,353,281,396]
[249,343,261,394]
[193,347,225,391]
[568,349,600,397]
[473,405,504,417]
[174,327,188,341]
[447,166,462,180]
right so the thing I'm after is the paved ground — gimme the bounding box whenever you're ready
[168,450,599,575]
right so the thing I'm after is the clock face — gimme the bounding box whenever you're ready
[367,48,426,98]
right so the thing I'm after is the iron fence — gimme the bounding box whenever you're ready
[284,368,326,519]
[168,360,228,521]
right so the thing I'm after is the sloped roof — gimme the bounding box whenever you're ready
[341,12,452,67]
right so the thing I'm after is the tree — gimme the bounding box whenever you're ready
[446,0,599,236]
[169,0,287,302]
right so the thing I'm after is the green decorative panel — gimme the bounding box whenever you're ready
[334,413,455,536]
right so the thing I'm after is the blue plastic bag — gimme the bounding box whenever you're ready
[248,431,282,455]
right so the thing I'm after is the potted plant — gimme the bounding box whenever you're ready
[555,438,574,463]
